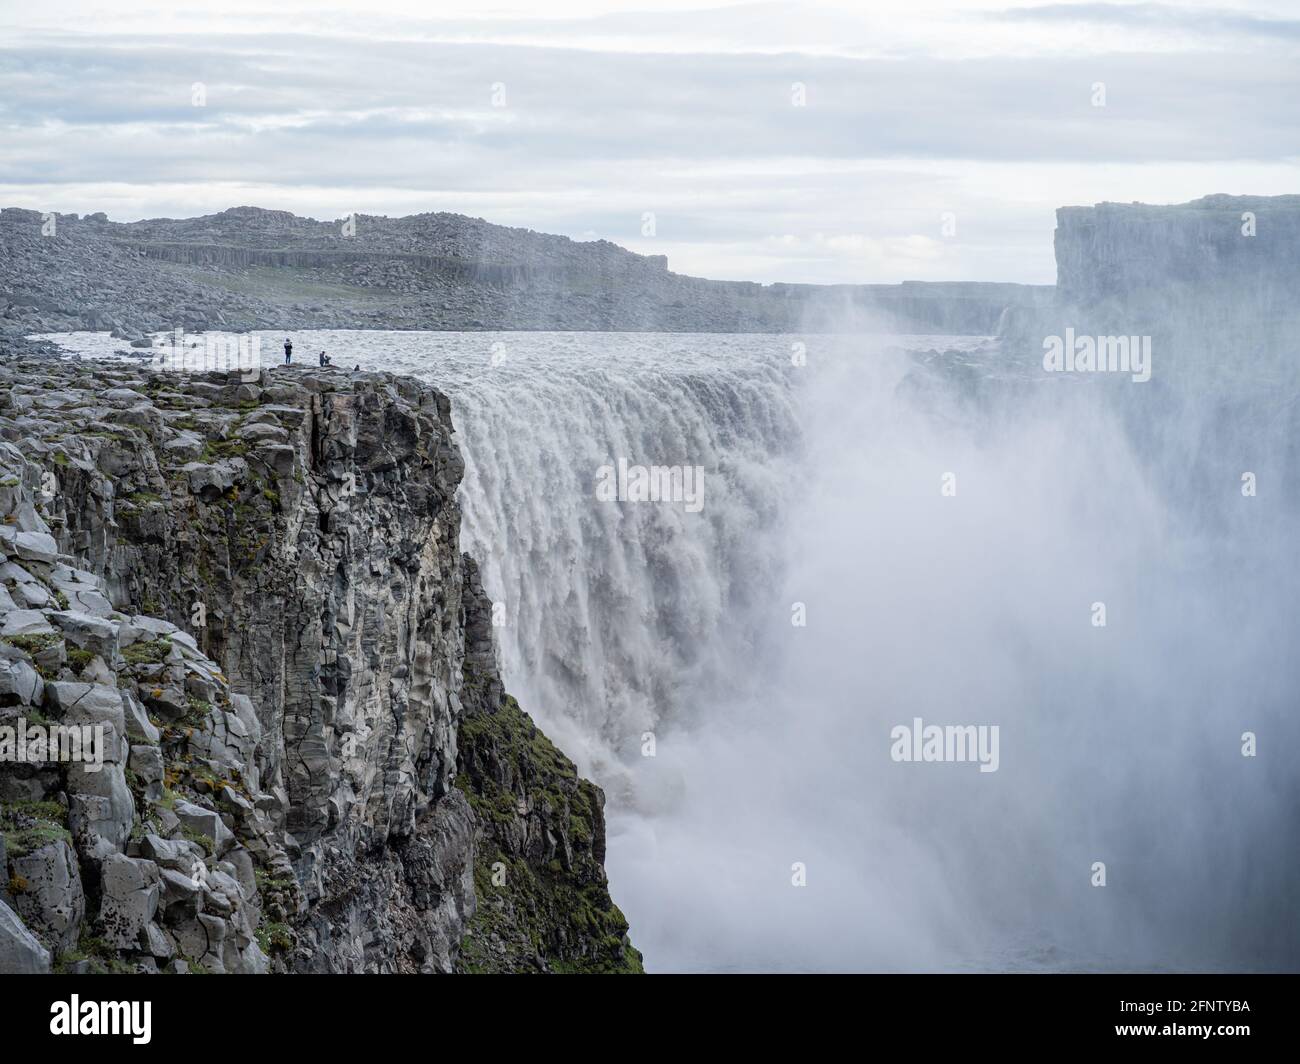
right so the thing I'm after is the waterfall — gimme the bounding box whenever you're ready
[445,332,1300,973]
[448,333,806,806]
[46,327,1300,972]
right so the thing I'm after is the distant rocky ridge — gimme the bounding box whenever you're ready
[0,357,640,974]
[0,205,1049,342]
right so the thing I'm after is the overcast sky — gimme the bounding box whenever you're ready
[1,0,1297,283]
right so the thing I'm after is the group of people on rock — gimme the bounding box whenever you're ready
[282,338,359,372]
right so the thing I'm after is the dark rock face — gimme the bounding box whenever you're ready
[0,355,637,973]
[0,205,1047,340]
[455,556,641,974]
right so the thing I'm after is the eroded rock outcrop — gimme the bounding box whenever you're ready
[0,437,290,972]
[0,354,639,973]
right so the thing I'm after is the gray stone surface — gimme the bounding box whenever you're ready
[0,896,51,974]
[8,840,84,953]
[172,800,234,855]
[98,853,160,949]
[0,356,636,975]
[0,652,42,705]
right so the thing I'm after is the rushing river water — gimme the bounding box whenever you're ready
[35,329,1300,973]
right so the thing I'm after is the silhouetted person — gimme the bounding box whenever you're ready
[353,364,360,372]
[284,338,293,364]
[318,350,326,367]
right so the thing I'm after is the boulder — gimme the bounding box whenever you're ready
[46,611,119,659]
[158,867,203,923]
[142,921,174,959]
[68,774,135,858]
[173,800,235,855]
[12,530,58,564]
[181,459,245,501]
[0,651,43,705]
[8,581,52,609]
[140,834,206,873]
[121,689,160,744]
[0,609,54,638]
[98,853,161,949]
[47,567,114,618]
[8,840,85,952]
[101,388,146,404]
[44,682,126,735]
[160,431,204,461]
[237,421,289,445]
[127,744,164,801]
[0,897,51,974]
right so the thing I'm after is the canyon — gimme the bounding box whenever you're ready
[3,192,1299,973]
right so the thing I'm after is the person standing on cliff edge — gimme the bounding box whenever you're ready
[284,338,293,365]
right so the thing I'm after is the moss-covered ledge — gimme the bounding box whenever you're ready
[454,691,643,974]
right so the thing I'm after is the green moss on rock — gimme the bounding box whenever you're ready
[122,637,172,665]
[455,693,643,974]
[0,799,72,857]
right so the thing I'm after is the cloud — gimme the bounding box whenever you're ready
[994,2,1300,40]
[1,3,1297,283]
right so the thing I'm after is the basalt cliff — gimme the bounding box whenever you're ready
[0,354,641,974]
[1004,194,1300,376]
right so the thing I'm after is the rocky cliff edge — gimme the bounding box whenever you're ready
[0,353,640,974]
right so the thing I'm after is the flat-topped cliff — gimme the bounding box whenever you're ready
[0,206,1047,340]
[993,195,1300,388]
[1055,194,1300,308]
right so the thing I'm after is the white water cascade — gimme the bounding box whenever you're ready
[445,331,1300,975]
